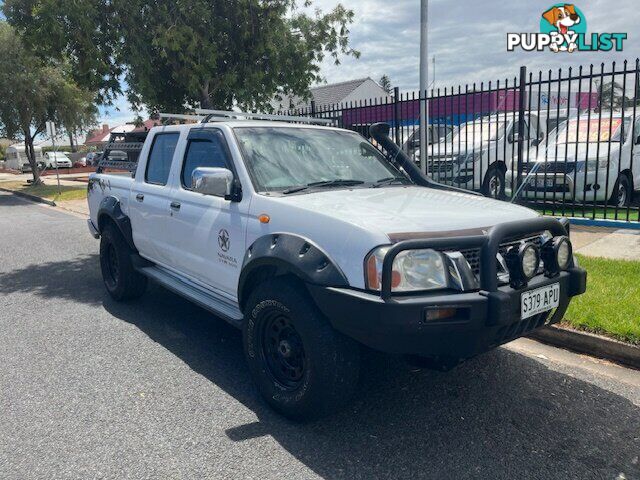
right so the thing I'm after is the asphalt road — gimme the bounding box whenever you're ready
[0,191,639,480]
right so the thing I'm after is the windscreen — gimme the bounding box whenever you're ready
[234,127,406,192]
[550,117,629,144]
[450,121,506,146]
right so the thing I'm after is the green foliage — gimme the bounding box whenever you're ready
[4,0,358,112]
[379,75,392,94]
[0,22,97,181]
[3,0,122,103]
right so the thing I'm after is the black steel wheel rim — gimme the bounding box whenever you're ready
[260,309,306,390]
[106,243,119,286]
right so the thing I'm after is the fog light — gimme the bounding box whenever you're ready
[556,237,572,270]
[505,242,540,288]
[542,236,572,276]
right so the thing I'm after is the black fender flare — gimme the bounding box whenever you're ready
[237,234,349,310]
[97,196,136,251]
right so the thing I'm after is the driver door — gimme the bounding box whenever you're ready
[165,128,249,296]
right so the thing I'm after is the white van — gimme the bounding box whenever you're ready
[426,109,577,197]
[508,113,639,207]
[4,144,44,173]
[424,114,542,196]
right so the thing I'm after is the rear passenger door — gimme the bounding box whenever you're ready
[166,128,249,296]
[130,132,181,266]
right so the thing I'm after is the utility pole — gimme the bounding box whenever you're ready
[46,121,61,195]
[419,0,429,174]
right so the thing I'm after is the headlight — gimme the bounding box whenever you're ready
[365,247,449,292]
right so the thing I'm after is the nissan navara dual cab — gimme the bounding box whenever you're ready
[87,113,587,420]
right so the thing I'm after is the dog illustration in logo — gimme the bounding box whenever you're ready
[542,4,581,52]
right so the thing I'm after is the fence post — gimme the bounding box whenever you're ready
[393,87,400,143]
[310,100,316,118]
[516,65,527,193]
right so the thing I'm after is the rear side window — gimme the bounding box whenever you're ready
[145,133,180,185]
[181,134,231,188]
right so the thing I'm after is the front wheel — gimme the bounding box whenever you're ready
[610,174,632,208]
[243,278,360,421]
[482,167,506,199]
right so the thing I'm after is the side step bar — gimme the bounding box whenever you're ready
[137,265,244,328]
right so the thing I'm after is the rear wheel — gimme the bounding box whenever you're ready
[243,278,360,421]
[610,174,632,208]
[99,224,147,301]
[482,166,506,199]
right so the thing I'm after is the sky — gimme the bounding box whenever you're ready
[99,0,640,125]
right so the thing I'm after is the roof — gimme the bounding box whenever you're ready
[85,124,137,145]
[310,78,371,107]
[272,77,388,111]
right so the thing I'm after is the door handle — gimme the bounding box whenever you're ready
[135,193,144,202]
[170,201,181,211]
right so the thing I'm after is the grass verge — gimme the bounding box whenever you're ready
[0,180,86,202]
[562,254,640,345]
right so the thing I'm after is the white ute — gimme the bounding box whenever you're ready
[87,110,586,420]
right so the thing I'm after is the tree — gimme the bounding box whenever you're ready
[3,0,122,104]
[597,80,627,110]
[0,22,96,182]
[116,0,359,112]
[379,75,392,94]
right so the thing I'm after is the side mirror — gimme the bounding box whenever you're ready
[531,138,540,147]
[192,167,235,200]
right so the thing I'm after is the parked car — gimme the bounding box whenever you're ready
[43,151,73,169]
[74,157,87,168]
[508,113,639,207]
[427,110,577,197]
[87,113,586,420]
[401,124,455,158]
[86,152,103,166]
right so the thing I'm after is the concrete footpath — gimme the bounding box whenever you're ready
[572,225,640,260]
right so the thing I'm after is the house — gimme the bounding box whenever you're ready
[84,119,164,149]
[271,77,390,112]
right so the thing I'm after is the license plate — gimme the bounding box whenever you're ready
[535,178,555,188]
[521,283,560,320]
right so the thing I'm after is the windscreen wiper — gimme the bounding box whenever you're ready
[371,176,410,188]
[283,179,365,194]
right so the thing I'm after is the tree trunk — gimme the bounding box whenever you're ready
[24,134,41,185]
[200,83,211,109]
[68,131,76,152]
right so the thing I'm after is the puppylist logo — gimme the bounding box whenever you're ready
[508,4,627,53]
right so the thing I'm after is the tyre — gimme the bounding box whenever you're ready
[243,278,360,421]
[482,166,506,199]
[610,174,632,208]
[99,224,147,301]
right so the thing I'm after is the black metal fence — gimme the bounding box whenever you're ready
[280,59,640,223]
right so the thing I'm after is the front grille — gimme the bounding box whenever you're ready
[427,160,456,175]
[522,162,576,174]
[448,233,544,279]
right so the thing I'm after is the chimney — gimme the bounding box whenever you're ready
[102,124,110,133]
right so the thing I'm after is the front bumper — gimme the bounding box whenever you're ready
[308,267,585,358]
[506,171,611,202]
[310,216,587,360]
